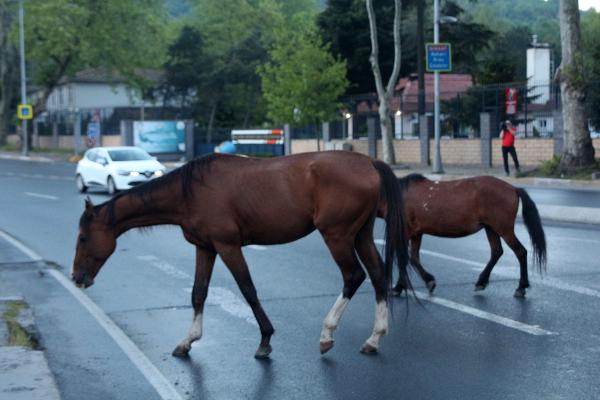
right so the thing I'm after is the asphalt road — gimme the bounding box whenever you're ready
[1,158,600,400]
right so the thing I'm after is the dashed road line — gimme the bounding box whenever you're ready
[24,192,59,201]
[415,290,557,336]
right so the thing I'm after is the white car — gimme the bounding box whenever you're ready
[76,146,166,195]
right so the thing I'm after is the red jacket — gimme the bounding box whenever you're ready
[502,127,515,147]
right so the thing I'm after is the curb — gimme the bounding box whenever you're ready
[536,204,600,226]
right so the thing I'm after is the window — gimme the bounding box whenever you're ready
[538,119,547,128]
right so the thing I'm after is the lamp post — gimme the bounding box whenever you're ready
[432,0,442,173]
[344,112,353,140]
[18,0,28,156]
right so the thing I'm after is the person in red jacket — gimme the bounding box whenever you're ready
[500,120,520,176]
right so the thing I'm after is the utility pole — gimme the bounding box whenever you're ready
[18,0,28,156]
[432,0,443,173]
[417,0,425,122]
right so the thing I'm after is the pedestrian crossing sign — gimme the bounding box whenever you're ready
[17,104,33,120]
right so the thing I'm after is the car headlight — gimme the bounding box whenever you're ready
[154,170,164,177]
[117,170,140,177]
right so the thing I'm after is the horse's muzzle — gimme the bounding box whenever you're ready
[71,271,94,288]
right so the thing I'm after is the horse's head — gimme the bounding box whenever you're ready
[72,198,116,288]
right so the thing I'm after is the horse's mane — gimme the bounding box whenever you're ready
[397,173,428,193]
[95,153,221,227]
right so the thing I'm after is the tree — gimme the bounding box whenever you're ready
[259,14,348,128]
[581,10,600,133]
[366,0,403,164]
[23,0,168,117]
[558,0,595,172]
[0,0,18,145]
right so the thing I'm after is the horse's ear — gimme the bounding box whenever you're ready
[84,197,94,216]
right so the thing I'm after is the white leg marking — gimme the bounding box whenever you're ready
[320,294,350,343]
[177,312,203,350]
[365,301,389,349]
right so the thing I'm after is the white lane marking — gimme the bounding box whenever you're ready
[470,267,600,299]
[24,192,59,201]
[413,246,600,300]
[183,287,257,327]
[0,232,183,400]
[247,244,267,250]
[137,254,257,327]
[415,290,556,336]
[0,229,43,260]
[420,249,484,267]
[49,270,184,400]
[137,255,190,280]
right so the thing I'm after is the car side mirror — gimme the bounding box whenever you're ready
[97,157,108,166]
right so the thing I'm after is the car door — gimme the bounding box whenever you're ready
[93,149,111,186]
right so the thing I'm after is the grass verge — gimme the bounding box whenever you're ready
[3,301,38,348]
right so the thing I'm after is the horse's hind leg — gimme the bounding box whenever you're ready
[392,234,436,295]
[319,234,366,355]
[173,246,216,357]
[474,227,504,291]
[355,227,389,354]
[215,243,275,358]
[501,231,529,298]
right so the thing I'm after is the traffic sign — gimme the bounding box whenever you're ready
[17,104,33,120]
[426,43,452,72]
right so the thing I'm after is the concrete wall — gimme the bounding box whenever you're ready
[8,134,122,150]
[292,137,600,167]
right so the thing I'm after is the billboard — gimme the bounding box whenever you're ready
[133,121,186,154]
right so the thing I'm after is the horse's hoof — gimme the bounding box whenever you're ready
[254,344,272,359]
[359,342,378,354]
[320,340,334,354]
[474,283,486,291]
[172,345,191,358]
[391,286,404,297]
[514,288,527,298]
[427,280,437,294]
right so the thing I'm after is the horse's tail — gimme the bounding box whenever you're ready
[516,188,547,273]
[372,160,412,299]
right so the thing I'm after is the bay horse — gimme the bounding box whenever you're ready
[72,152,412,358]
[391,174,546,298]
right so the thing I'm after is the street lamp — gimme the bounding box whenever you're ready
[18,0,28,156]
[344,112,353,140]
[395,109,403,139]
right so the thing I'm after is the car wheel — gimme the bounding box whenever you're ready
[107,176,117,195]
[76,174,88,193]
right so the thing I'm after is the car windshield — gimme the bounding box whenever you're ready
[107,148,153,162]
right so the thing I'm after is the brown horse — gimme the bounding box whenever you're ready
[391,174,546,298]
[72,151,411,358]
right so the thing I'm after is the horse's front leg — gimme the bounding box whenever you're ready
[215,243,275,359]
[172,247,216,357]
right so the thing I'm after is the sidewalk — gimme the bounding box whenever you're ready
[0,233,62,400]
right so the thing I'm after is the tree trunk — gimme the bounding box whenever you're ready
[558,0,596,172]
[366,0,402,164]
[206,101,217,144]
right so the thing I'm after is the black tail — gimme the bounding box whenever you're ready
[372,160,412,299]
[517,188,547,273]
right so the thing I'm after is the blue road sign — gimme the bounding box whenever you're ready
[426,43,452,72]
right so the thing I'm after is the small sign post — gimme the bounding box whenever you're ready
[426,43,452,72]
[17,104,32,120]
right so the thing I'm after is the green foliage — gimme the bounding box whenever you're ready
[24,0,169,91]
[259,14,348,126]
[582,10,600,130]
[3,301,36,348]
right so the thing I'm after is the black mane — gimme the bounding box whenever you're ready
[397,173,427,193]
[95,153,221,227]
